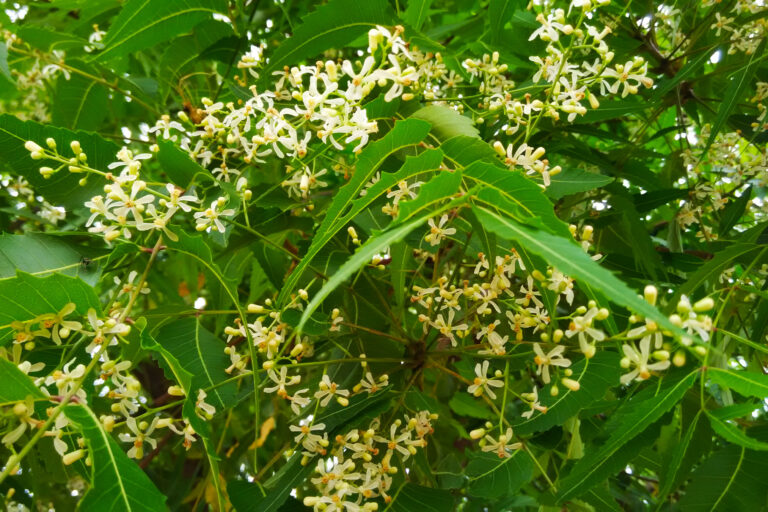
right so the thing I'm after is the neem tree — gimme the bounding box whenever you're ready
[0,0,767,510]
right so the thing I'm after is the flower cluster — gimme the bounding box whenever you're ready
[302,412,436,510]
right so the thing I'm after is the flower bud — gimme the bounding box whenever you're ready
[168,385,185,396]
[62,449,86,466]
[693,297,714,312]
[25,141,42,153]
[561,378,580,391]
[247,303,266,314]
[644,285,658,306]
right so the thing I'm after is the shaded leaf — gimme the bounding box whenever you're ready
[279,118,431,305]
[411,105,479,141]
[474,206,681,333]
[94,0,227,62]
[0,272,101,345]
[0,358,45,404]
[466,451,533,499]
[0,233,101,286]
[63,404,167,511]
[259,0,396,80]
[557,371,697,502]
[391,482,455,511]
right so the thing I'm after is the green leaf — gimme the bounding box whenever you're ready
[466,450,533,499]
[156,139,214,188]
[465,161,570,237]
[242,391,393,511]
[440,135,498,167]
[718,186,752,236]
[514,352,621,435]
[391,482,455,511]
[411,105,479,141]
[63,404,167,511]
[403,0,433,31]
[0,233,101,286]
[0,358,45,404]
[278,118,431,305]
[488,0,519,43]
[473,206,680,333]
[668,243,761,310]
[259,0,397,80]
[652,49,712,100]
[395,167,462,223]
[707,412,768,451]
[575,98,653,123]
[0,42,11,81]
[0,113,117,210]
[0,272,101,345]
[449,392,495,419]
[707,367,768,400]
[15,26,89,52]
[545,168,614,200]
[705,39,766,151]
[157,19,233,100]
[94,0,227,62]
[51,60,109,131]
[154,317,236,410]
[677,445,768,511]
[297,187,467,333]
[557,371,697,503]
[657,410,706,501]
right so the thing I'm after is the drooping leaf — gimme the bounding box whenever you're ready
[0,233,102,286]
[0,358,45,404]
[545,168,614,199]
[465,161,570,237]
[63,404,167,511]
[154,317,236,410]
[677,445,768,511]
[718,185,752,236]
[514,352,621,435]
[278,118,432,305]
[707,412,768,451]
[258,0,397,80]
[704,39,766,151]
[557,371,697,502]
[411,105,480,141]
[403,0,433,31]
[0,272,101,345]
[0,114,117,210]
[51,60,109,131]
[94,0,227,62]
[707,368,768,400]
[297,186,467,333]
[487,0,519,43]
[466,450,533,499]
[473,206,681,333]
[390,482,455,511]
[156,140,215,188]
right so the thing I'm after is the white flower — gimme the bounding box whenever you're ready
[467,360,504,399]
[425,214,456,246]
[532,343,571,384]
[314,374,350,407]
[620,337,670,384]
[119,416,159,459]
[481,427,521,458]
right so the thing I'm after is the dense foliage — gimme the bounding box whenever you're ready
[1,0,767,510]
